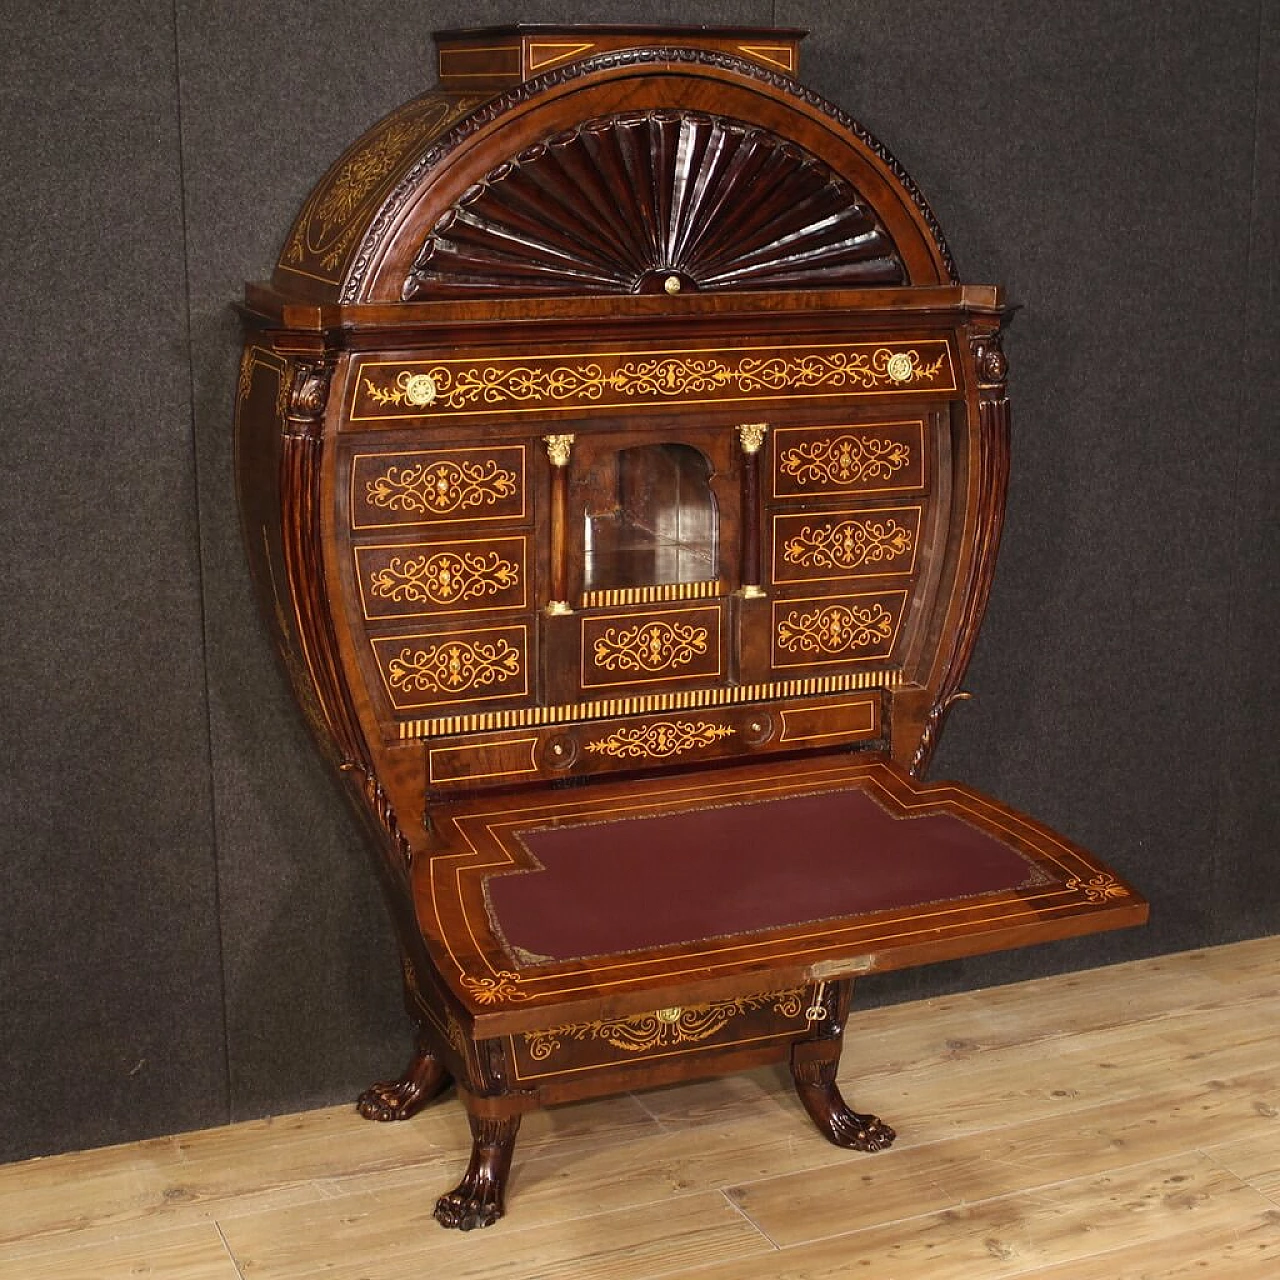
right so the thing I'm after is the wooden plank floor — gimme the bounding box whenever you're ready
[2,938,1278,1279]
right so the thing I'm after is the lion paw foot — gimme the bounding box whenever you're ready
[357,1078,432,1122]
[434,1180,504,1231]
[826,1108,896,1152]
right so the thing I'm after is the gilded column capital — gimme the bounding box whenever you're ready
[543,434,575,467]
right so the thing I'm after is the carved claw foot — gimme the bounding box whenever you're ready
[792,1050,896,1152]
[357,1033,450,1122]
[433,1113,521,1231]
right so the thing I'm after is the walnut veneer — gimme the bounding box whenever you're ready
[235,24,1146,1231]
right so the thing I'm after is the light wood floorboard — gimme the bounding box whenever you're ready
[2,938,1277,1278]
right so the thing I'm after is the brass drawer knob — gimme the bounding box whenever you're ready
[885,352,915,383]
[397,371,438,406]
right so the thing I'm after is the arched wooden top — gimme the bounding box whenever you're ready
[272,46,957,305]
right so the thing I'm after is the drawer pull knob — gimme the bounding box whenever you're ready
[397,371,438,406]
[885,352,915,383]
[663,275,682,294]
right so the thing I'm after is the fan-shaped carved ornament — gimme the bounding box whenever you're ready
[403,111,906,298]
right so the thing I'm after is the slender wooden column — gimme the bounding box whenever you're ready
[737,423,768,598]
[543,433,575,615]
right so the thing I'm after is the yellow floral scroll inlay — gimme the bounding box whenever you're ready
[782,517,914,571]
[779,435,913,488]
[522,988,809,1059]
[776,602,897,656]
[592,621,710,674]
[365,458,518,517]
[369,549,520,606]
[387,638,521,695]
[585,720,735,760]
[358,346,949,415]
[1066,874,1131,903]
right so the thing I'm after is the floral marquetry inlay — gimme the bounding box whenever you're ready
[1066,874,1131,903]
[461,970,529,1006]
[352,342,953,420]
[585,721,735,760]
[368,549,521,606]
[777,602,897,656]
[365,458,518,517]
[779,435,913,488]
[522,988,809,1059]
[782,517,914,571]
[592,621,710,674]
[386,638,522,696]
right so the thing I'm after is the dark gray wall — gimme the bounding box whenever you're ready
[1,1,1275,1162]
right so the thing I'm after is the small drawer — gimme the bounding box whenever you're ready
[349,445,527,530]
[423,694,883,792]
[771,505,923,585]
[506,984,826,1083]
[579,604,724,691]
[771,421,926,501]
[371,623,531,712]
[771,591,908,671]
[354,535,529,620]
[776,696,881,747]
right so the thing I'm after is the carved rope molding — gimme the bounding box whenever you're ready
[340,45,958,301]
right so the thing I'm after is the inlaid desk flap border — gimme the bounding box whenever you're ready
[415,756,1147,1034]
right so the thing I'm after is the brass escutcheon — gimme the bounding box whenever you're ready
[656,1007,683,1023]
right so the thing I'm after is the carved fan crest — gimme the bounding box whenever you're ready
[403,111,906,298]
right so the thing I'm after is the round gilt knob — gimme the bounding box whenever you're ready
[663,275,682,295]
[885,352,916,383]
[398,371,438,407]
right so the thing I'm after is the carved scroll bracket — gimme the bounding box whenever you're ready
[284,359,334,440]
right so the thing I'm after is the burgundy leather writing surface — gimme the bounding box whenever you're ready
[487,787,1045,962]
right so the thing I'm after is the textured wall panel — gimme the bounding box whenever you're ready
[0,2,227,1160]
[784,0,1272,1001]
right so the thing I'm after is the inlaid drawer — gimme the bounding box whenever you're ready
[424,694,883,791]
[506,985,825,1084]
[771,421,926,501]
[349,445,527,530]
[771,590,908,670]
[579,604,724,692]
[354,535,529,620]
[370,623,531,712]
[771,505,923,585]
[348,339,955,424]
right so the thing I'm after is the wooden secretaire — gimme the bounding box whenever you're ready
[235,24,1147,1230]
